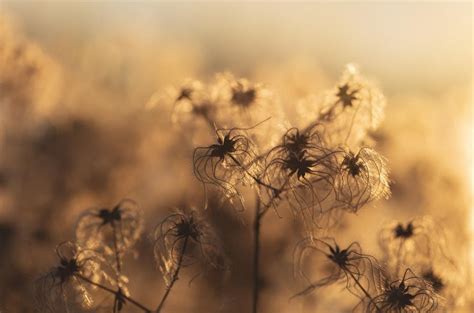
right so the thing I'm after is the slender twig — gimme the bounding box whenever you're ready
[229,155,279,193]
[345,267,381,313]
[111,221,123,313]
[111,221,122,274]
[252,195,262,313]
[201,112,216,131]
[195,108,218,133]
[156,236,189,312]
[75,274,152,312]
[395,240,404,277]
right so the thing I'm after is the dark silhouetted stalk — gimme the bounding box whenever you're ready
[345,267,381,313]
[156,236,189,313]
[252,196,262,313]
[395,240,403,277]
[111,221,125,313]
[251,183,284,313]
[111,221,122,274]
[76,274,152,312]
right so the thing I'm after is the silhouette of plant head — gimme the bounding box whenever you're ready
[421,269,444,293]
[169,79,219,130]
[394,222,415,239]
[176,86,193,102]
[336,83,359,108]
[378,217,454,278]
[75,199,143,255]
[418,265,461,311]
[35,241,117,312]
[265,124,328,165]
[154,209,226,285]
[283,151,319,179]
[284,128,312,154]
[211,73,287,150]
[193,127,259,210]
[315,64,386,147]
[336,147,390,213]
[259,128,345,231]
[367,268,438,313]
[341,151,365,177]
[231,81,257,108]
[215,73,268,111]
[294,238,379,298]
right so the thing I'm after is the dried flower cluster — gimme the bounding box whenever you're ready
[34,65,463,313]
[36,200,224,313]
[294,237,441,313]
[183,66,390,235]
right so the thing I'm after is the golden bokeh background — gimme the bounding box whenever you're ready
[0,1,472,312]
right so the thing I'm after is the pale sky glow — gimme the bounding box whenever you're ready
[3,1,472,94]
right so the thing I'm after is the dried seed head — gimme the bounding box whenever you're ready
[316,64,386,148]
[422,270,444,293]
[394,222,415,239]
[368,269,438,313]
[75,199,143,255]
[153,209,226,285]
[378,216,454,278]
[168,79,218,129]
[174,214,202,241]
[213,72,288,150]
[261,129,342,231]
[176,86,193,102]
[327,244,351,267]
[35,241,117,312]
[231,81,257,108]
[336,147,391,213]
[283,151,318,179]
[193,127,260,210]
[336,83,359,108]
[284,128,312,154]
[293,238,379,298]
[341,151,364,177]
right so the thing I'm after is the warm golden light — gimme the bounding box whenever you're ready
[0,2,472,313]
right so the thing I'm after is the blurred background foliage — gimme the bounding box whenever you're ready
[0,2,472,312]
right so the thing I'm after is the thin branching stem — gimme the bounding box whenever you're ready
[252,195,262,313]
[111,221,122,274]
[195,108,218,133]
[344,267,381,313]
[229,154,279,193]
[198,116,280,194]
[395,240,403,277]
[156,236,189,313]
[111,221,124,313]
[75,274,152,313]
[202,112,216,131]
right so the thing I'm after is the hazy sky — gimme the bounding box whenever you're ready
[3,1,472,94]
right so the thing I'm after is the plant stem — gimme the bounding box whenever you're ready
[395,240,404,277]
[229,155,279,193]
[111,222,124,313]
[345,268,381,313]
[156,236,189,312]
[252,196,262,313]
[76,274,152,312]
[111,221,122,274]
